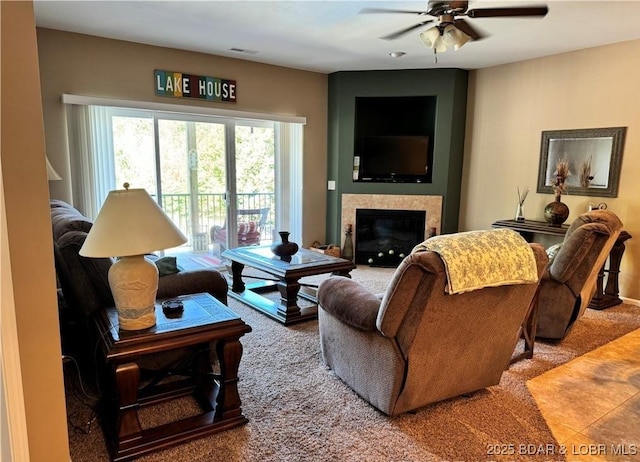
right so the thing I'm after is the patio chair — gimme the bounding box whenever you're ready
[210,207,269,250]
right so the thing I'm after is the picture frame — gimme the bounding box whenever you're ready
[537,127,626,198]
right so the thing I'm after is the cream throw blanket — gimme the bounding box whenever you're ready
[412,229,538,294]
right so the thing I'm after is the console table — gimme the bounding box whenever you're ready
[492,219,631,310]
[94,292,252,461]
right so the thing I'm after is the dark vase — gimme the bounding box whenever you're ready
[544,195,570,227]
[342,224,354,261]
[271,231,299,258]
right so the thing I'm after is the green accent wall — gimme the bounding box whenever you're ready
[326,68,469,244]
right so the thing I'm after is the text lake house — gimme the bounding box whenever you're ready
[154,69,237,102]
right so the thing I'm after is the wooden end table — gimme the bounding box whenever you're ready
[94,292,252,461]
[222,246,356,325]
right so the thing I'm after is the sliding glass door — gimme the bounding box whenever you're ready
[110,109,276,262]
[66,100,302,265]
[231,122,275,250]
[156,118,228,255]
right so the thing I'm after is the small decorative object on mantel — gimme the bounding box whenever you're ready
[544,159,570,227]
[342,224,354,262]
[515,186,529,222]
[270,231,299,260]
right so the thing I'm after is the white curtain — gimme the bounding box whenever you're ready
[66,105,115,219]
[275,122,303,245]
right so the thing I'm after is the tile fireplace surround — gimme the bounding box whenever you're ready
[341,194,443,243]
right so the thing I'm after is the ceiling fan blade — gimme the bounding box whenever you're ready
[467,6,548,18]
[453,19,484,41]
[359,8,430,16]
[380,20,434,40]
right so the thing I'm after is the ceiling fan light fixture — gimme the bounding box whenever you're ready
[442,24,471,51]
[421,24,469,54]
[419,26,441,49]
[453,34,470,51]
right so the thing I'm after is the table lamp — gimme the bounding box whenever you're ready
[46,156,62,181]
[79,184,187,330]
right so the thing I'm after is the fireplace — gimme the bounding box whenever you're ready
[355,209,426,267]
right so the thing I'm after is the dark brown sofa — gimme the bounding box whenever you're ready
[51,200,228,355]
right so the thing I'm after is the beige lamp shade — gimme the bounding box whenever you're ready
[80,185,187,330]
[46,156,62,181]
[80,186,187,258]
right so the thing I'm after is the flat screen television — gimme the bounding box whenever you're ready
[355,135,431,183]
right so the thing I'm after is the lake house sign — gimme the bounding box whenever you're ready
[154,69,237,102]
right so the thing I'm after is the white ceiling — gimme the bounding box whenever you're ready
[34,1,640,74]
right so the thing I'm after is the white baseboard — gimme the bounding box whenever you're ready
[621,297,640,307]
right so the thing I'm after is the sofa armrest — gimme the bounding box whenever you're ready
[157,269,228,305]
[317,277,381,331]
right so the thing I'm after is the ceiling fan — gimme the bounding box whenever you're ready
[361,1,548,58]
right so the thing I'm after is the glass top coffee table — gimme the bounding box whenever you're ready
[222,246,356,325]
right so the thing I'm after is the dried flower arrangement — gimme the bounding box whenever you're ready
[552,159,570,196]
[514,186,529,221]
[579,156,595,188]
[517,186,529,206]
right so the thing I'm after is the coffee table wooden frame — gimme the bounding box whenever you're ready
[222,246,356,325]
[94,292,252,461]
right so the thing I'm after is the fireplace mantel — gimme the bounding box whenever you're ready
[341,194,443,243]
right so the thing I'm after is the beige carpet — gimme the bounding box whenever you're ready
[64,266,640,461]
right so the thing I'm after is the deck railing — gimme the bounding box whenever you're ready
[155,192,275,248]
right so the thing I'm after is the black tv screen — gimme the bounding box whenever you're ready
[357,136,430,183]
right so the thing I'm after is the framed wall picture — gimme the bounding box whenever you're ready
[537,127,626,198]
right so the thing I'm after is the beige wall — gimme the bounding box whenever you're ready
[1,2,70,461]
[37,28,328,246]
[462,39,640,300]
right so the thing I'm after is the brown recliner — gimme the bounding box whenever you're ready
[317,233,547,416]
[536,209,623,341]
